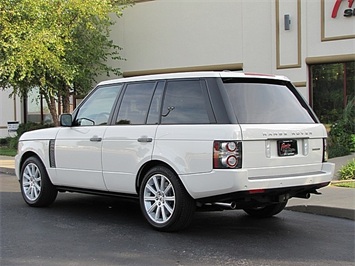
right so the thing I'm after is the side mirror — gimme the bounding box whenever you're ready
[60,114,73,127]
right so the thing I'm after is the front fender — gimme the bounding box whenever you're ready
[15,140,51,180]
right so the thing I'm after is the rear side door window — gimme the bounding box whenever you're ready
[116,82,156,125]
[161,80,212,124]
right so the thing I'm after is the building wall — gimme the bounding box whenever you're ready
[1,0,354,138]
[111,0,245,73]
[110,0,354,98]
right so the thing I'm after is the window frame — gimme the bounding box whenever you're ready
[111,78,216,126]
[160,78,216,125]
[72,84,123,127]
[221,78,319,124]
[111,81,159,126]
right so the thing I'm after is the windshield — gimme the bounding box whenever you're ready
[223,80,315,124]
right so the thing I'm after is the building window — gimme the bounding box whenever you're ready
[310,61,355,124]
[26,88,53,124]
[25,88,78,124]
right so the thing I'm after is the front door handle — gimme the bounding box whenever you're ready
[90,136,102,142]
[137,137,153,143]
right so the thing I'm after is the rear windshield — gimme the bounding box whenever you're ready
[223,79,315,124]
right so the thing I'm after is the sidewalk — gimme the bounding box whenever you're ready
[0,155,15,175]
[1,154,354,220]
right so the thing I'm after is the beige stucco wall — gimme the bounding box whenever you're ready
[1,0,354,137]
[109,0,354,100]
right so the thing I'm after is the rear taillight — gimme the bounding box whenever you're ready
[213,141,242,169]
[323,138,328,162]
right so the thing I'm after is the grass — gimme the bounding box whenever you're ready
[0,147,17,157]
[332,181,355,188]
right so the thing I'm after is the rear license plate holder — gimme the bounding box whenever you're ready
[277,139,298,156]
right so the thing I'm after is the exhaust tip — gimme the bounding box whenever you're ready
[212,202,237,210]
[294,193,311,199]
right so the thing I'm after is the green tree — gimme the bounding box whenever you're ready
[0,0,130,125]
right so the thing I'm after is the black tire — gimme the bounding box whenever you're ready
[139,166,195,232]
[243,201,288,218]
[20,156,58,207]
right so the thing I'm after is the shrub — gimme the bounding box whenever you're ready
[8,137,18,150]
[350,134,355,153]
[328,143,350,159]
[4,122,55,151]
[0,137,12,146]
[0,137,18,149]
[16,122,54,137]
[328,98,354,158]
[338,159,355,180]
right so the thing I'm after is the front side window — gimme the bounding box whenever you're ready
[223,79,315,124]
[161,80,210,124]
[75,85,122,126]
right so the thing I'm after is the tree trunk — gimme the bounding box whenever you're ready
[43,94,59,126]
[62,86,70,113]
[49,95,59,126]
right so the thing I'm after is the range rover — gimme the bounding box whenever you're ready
[15,72,335,231]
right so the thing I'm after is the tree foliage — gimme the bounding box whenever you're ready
[0,0,130,125]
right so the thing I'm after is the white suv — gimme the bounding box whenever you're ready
[15,72,335,231]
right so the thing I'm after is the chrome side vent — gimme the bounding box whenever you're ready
[49,139,56,168]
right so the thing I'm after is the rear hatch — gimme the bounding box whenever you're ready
[222,77,327,178]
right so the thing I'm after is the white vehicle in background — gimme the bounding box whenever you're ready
[15,71,335,231]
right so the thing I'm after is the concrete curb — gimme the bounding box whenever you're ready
[0,167,15,176]
[286,205,355,221]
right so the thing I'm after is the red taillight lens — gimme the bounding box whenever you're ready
[213,141,242,169]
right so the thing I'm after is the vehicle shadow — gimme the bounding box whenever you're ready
[49,192,333,240]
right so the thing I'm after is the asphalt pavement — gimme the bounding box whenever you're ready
[1,153,354,221]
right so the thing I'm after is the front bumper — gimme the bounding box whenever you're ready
[14,154,20,180]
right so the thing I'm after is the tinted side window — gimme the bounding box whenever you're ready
[116,82,156,125]
[75,85,122,126]
[161,80,210,124]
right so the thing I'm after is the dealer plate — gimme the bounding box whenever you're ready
[277,139,298,156]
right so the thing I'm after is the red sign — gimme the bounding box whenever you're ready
[331,0,355,18]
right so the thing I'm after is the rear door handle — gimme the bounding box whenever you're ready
[137,137,153,143]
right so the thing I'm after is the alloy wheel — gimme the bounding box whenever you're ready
[22,162,42,202]
[143,174,176,224]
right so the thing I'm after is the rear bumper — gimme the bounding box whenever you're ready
[196,182,330,206]
[180,162,335,200]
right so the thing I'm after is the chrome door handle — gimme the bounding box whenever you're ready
[137,137,153,143]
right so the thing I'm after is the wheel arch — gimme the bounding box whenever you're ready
[19,151,58,207]
[19,151,43,172]
[135,160,179,194]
